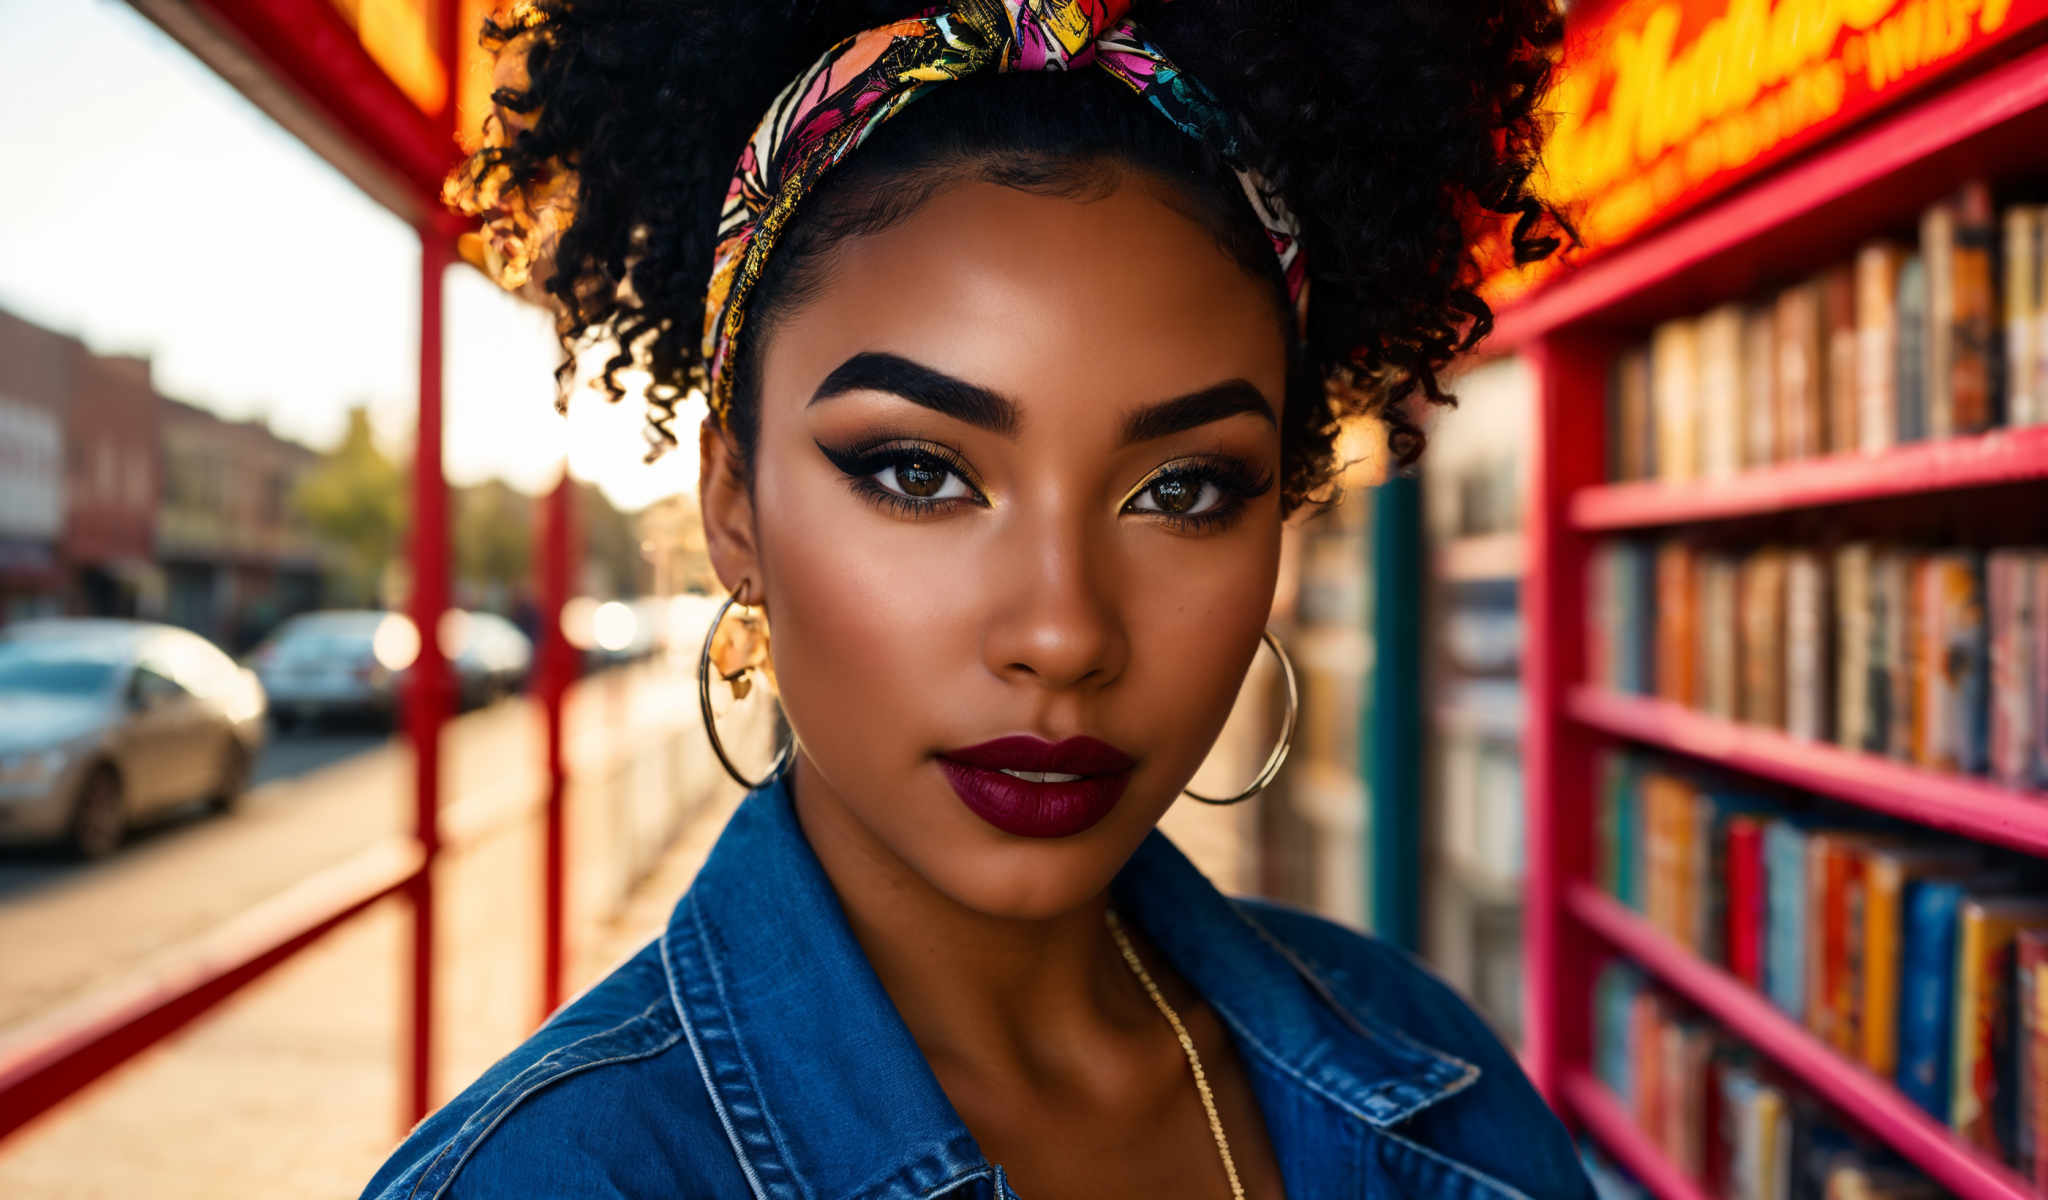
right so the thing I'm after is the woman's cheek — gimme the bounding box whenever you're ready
[759,501,972,777]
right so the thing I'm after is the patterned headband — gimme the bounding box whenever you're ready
[700,0,1308,424]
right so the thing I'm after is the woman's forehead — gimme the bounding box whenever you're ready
[756,177,1288,427]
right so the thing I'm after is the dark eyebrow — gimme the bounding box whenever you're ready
[1119,380,1276,445]
[807,351,1274,445]
[808,352,1020,437]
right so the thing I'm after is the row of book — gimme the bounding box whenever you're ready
[1589,539,2048,788]
[1594,965,1945,1199]
[1606,180,2048,484]
[1598,750,2048,1180]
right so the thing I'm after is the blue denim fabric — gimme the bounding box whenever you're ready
[361,774,1592,1199]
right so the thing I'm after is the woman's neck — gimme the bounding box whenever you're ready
[786,758,1152,1082]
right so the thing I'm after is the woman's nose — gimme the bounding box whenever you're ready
[980,520,1129,692]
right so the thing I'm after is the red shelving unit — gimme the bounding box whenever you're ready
[1509,6,2048,1197]
[1569,887,2037,1200]
[1569,689,2048,856]
[1571,424,2048,530]
[1561,1071,1714,1200]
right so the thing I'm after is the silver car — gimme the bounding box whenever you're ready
[250,610,411,730]
[0,619,268,858]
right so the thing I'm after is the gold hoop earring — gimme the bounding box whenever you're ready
[697,579,795,790]
[1182,628,1298,805]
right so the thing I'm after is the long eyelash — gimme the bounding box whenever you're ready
[814,437,986,517]
[1130,456,1276,533]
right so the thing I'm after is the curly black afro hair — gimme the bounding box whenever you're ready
[449,0,1576,512]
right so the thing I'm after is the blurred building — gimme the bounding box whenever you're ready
[0,307,330,647]
[159,398,327,651]
[0,315,68,624]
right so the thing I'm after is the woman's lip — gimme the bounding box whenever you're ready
[937,759,1131,839]
[937,734,1136,776]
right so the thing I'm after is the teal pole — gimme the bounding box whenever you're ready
[1365,474,1423,951]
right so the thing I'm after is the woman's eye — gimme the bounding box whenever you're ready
[1129,474,1223,516]
[872,457,973,502]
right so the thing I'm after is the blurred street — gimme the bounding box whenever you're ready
[0,643,779,1199]
[0,661,712,1036]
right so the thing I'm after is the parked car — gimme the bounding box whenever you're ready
[249,610,413,731]
[0,619,268,858]
[446,610,533,709]
[252,608,534,729]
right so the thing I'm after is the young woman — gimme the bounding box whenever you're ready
[363,2,1587,1197]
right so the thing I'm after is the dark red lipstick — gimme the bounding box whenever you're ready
[936,735,1137,838]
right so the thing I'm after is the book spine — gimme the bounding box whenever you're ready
[1836,543,1873,752]
[1871,548,1904,756]
[1948,180,2001,433]
[2035,552,2048,787]
[2006,206,2039,429]
[1936,551,1991,775]
[1657,542,1699,709]
[1922,198,1956,440]
[1897,879,1960,1119]
[1912,555,1940,767]
[1766,821,1808,1019]
[1743,550,1788,730]
[1786,549,1832,743]
[1990,550,2032,788]
[2032,209,2048,427]
[1654,317,1701,483]
[1701,304,1746,478]
[1808,834,1840,1040]
[1862,856,1905,1076]
[1776,279,1828,459]
[1703,556,1741,721]
[1840,846,1872,1060]
[2020,928,2048,1189]
[1744,304,1778,468]
[1857,242,1903,452]
[1824,261,1859,455]
[1896,254,1929,442]
[1952,900,1989,1139]
[1727,816,1767,988]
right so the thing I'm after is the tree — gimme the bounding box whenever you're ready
[454,477,533,606]
[292,406,406,607]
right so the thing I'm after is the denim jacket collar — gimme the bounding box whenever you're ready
[659,775,1476,1200]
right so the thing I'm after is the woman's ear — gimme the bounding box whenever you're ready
[697,416,762,604]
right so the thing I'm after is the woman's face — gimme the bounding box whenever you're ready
[700,173,1287,920]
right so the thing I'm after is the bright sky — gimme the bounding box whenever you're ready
[0,0,699,510]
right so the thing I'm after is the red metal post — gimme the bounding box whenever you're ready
[405,232,453,1126]
[537,472,575,1020]
[1520,332,1612,1102]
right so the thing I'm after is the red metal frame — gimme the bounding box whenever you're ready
[1520,332,1611,1099]
[1572,424,2048,529]
[1516,31,2048,1200]
[0,0,580,1146]
[1561,1071,1713,1200]
[1571,690,2048,856]
[537,475,576,1020]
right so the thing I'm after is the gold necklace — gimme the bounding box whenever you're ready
[1105,908,1246,1200]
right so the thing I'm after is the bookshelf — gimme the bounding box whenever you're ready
[1571,886,2036,1200]
[1503,6,2048,1197]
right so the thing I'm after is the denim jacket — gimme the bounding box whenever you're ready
[361,775,1593,1199]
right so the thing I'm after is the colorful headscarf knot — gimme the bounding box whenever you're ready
[700,0,1308,424]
